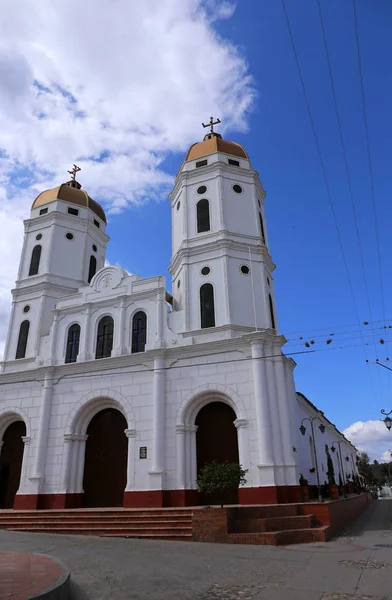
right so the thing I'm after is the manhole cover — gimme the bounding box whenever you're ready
[339,559,389,569]
[374,543,392,548]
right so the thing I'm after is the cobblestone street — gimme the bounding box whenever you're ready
[1,500,392,599]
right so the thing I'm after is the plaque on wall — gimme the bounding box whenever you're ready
[139,446,147,459]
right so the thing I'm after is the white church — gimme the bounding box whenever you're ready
[0,124,357,510]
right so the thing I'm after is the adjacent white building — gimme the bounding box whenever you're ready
[0,129,357,510]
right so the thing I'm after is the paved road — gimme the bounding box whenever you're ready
[1,500,392,599]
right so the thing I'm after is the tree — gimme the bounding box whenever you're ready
[325,444,336,485]
[197,461,247,508]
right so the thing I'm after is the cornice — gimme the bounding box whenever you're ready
[169,163,266,202]
[169,236,274,274]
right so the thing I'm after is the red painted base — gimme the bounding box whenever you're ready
[13,493,84,510]
[14,486,304,511]
[239,485,303,505]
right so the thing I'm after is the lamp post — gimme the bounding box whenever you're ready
[299,417,326,502]
[331,441,346,494]
[381,409,392,432]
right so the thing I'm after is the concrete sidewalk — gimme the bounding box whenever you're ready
[0,499,391,599]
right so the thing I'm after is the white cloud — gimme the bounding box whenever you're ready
[343,420,392,462]
[0,0,255,357]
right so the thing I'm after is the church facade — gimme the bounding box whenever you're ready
[0,129,357,510]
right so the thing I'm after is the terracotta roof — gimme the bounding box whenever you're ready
[32,181,106,223]
[185,132,248,161]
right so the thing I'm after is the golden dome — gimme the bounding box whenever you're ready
[185,132,248,162]
[32,180,106,223]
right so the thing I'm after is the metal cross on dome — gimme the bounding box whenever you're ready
[202,116,221,134]
[68,164,81,181]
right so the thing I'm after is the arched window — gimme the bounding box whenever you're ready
[269,294,276,330]
[197,199,210,233]
[259,213,265,241]
[200,283,215,328]
[65,324,81,364]
[15,320,30,359]
[28,245,42,276]
[95,316,114,359]
[88,255,97,283]
[132,311,147,353]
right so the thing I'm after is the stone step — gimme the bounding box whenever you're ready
[232,514,316,533]
[230,505,300,520]
[228,526,329,546]
[0,515,192,524]
[0,519,191,529]
[4,525,192,536]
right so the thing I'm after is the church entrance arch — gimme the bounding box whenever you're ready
[0,421,26,508]
[83,408,128,507]
[195,402,239,504]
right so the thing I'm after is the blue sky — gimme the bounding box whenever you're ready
[108,0,392,436]
[1,0,391,457]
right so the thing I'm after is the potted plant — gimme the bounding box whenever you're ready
[299,473,309,501]
[325,445,339,500]
[197,461,247,508]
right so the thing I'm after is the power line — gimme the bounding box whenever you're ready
[352,0,390,375]
[317,0,382,366]
[0,338,380,388]
[280,0,378,402]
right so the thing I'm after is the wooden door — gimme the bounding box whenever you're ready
[0,421,26,508]
[83,409,128,507]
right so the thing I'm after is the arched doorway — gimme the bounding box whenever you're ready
[0,421,26,508]
[195,402,239,504]
[83,408,128,507]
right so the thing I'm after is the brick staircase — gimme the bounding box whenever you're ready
[227,504,329,545]
[0,503,333,545]
[0,508,193,541]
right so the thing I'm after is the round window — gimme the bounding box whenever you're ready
[177,280,181,289]
[201,266,211,276]
[92,244,97,252]
[36,233,42,241]
[240,264,250,275]
[65,232,74,240]
[177,201,181,211]
[23,305,30,314]
[197,185,207,195]
[233,184,243,194]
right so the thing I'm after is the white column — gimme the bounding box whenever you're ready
[274,352,297,485]
[189,425,198,489]
[114,296,126,356]
[60,434,74,493]
[149,355,165,491]
[15,437,30,494]
[125,429,136,491]
[185,427,192,489]
[80,303,92,361]
[176,425,186,489]
[251,342,274,482]
[75,435,88,493]
[265,343,285,485]
[32,370,54,490]
[155,290,165,349]
[234,419,249,475]
[48,310,60,365]
[284,360,300,473]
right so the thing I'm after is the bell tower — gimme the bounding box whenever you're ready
[2,167,109,365]
[169,120,278,337]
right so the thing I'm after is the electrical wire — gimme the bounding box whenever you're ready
[280,0,378,402]
[317,0,382,367]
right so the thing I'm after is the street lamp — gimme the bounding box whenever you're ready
[331,440,347,495]
[381,410,392,431]
[299,417,326,501]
